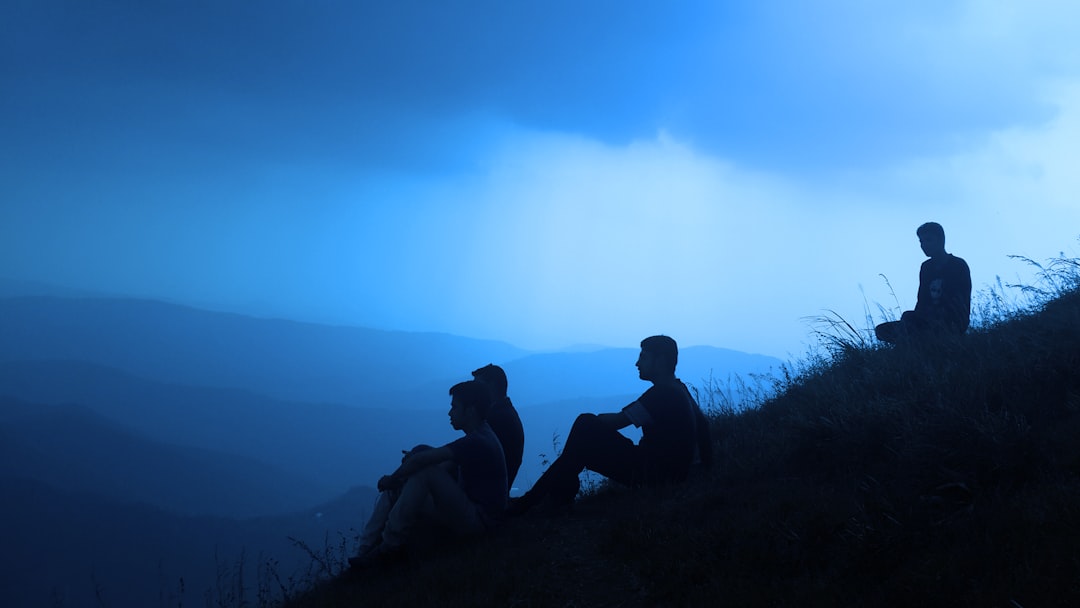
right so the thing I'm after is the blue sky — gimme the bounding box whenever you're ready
[3,1,1079,360]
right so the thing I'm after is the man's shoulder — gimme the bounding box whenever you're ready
[942,254,971,279]
[923,254,970,273]
[467,422,502,447]
[451,423,491,444]
[448,424,500,457]
[640,380,694,406]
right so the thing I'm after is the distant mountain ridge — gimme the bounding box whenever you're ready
[0,293,784,498]
[0,294,782,408]
[0,277,109,299]
[0,295,530,405]
[0,395,324,517]
[0,359,455,499]
[503,344,780,406]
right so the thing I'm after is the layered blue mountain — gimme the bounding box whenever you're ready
[0,291,784,607]
[0,295,528,404]
[0,359,454,499]
[0,294,783,491]
[0,396,323,517]
[0,476,376,608]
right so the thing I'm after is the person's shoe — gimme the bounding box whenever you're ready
[346,544,380,570]
[505,494,537,517]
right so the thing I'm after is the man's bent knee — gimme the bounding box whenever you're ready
[571,412,599,429]
[566,413,607,445]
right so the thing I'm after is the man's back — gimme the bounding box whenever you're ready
[915,253,972,333]
[448,421,508,518]
[634,380,699,482]
[486,396,524,490]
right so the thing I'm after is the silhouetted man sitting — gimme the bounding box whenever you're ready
[349,380,507,568]
[507,335,712,515]
[472,363,525,493]
[875,222,972,344]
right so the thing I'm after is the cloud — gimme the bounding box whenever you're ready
[7,0,1079,180]
[3,1,1079,360]
[880,79,1080,275]
[655,0,1080,174]
[404,70,1080,356]
[1,1,701,172]
[399,128,859,354]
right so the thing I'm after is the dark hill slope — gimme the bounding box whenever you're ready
[286,289,1080,607]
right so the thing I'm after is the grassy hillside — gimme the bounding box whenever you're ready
[278,255,1080,607]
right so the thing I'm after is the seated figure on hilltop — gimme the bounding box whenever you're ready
[876,222,972,345]
[507,335,712,515]
[472,363,525,493]
[348,380,507,569]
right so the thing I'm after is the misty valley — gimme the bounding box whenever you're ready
[0,292,780,607]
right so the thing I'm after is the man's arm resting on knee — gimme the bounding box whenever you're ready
[596,411,632,431]
[378,446,455,491]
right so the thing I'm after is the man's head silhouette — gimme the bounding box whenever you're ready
[471,364,508,399]
[637,335,678,381]
[447,380,492,430]
[917,222,947,259]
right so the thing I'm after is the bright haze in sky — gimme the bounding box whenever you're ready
[2,1,1079,361]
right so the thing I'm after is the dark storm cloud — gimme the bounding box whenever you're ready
[1,1,1065,178]
[1,1,708,173]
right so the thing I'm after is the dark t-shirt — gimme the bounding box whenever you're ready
[486,396,524,491]
[914,253,972,333]
[447,422,508,518]
[622,380,699,481]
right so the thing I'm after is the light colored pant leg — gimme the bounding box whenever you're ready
[382,465,484,549]
[358,489,398,550]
